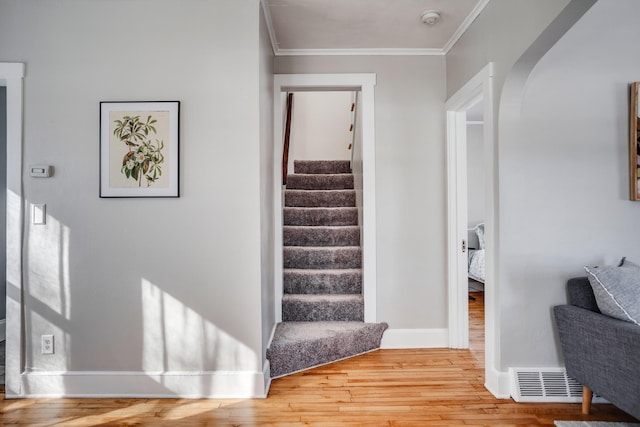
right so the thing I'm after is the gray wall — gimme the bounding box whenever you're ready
[466,124,485,228]
[0,86,6,322]
[290,92,352,161]
[499,0,640,367]
[446,0,571,99]
[0,0,268,377]
[276,56,447,329]
[445,0,598,374]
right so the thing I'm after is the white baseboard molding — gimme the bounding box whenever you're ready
[485,367,512,399]
[262,360,272,396]
[380,328,448,349]
[10,369,270,399]
[0,318,5,342]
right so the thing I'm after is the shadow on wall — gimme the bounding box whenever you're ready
[141,277,258,370]
[13,199,259,397]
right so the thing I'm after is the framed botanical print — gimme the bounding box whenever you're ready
[100,101,179,198]
[630,83,640,200]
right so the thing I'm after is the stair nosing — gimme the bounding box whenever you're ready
[283,225,360,229]
[287,173,353,177]
[283,246,361,250]
[283,268,362,273]
[283,294,363,299]
[285,189,356,193]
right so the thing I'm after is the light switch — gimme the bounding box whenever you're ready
[33,203,46,225]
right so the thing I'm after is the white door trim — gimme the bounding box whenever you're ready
[273,73,377,322]
[445,63,501,395]
[1,62,25,398]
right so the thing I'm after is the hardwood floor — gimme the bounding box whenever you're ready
[1,293,636,426]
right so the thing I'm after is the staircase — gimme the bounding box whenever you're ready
[267,160,387,378]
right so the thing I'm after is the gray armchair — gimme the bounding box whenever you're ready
[553,277,640,420]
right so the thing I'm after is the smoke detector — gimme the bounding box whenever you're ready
[421,10,441,25]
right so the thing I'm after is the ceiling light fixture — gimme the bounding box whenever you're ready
[421,10,441,26]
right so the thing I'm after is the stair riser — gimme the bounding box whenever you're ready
[283,247,361,269]
[286,174,354,190]
[294,160,351,174]
[284,208,358,226]
[284,227,360,247]
[284,270,362,295]
[285,190,356,207]
[282,298,364,322]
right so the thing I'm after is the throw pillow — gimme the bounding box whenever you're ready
[584,260,640,325]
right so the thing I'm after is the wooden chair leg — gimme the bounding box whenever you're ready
[582,386,593,414]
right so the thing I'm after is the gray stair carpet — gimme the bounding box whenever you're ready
[267,322,388,378]
[267,160,387,378]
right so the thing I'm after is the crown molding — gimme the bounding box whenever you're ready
[260,0,278,55]
[443,0,491,53]
[276,48,445,57]
[261,0,491,57]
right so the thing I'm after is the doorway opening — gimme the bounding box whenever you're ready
[465,99,486,355]
[1,62,25,398]
[273,74,377,323]
[0,85,6,390]
[446,63,505,397]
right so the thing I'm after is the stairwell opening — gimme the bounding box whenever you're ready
[270,74,380,378]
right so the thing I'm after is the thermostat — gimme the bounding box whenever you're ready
[30,165,52,178]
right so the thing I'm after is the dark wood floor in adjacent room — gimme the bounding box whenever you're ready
[1,292,636,426]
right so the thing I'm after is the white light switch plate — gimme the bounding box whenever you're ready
[33,203,46,225]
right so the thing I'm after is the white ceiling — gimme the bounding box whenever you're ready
[263,0,489,55]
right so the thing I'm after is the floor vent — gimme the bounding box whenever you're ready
[511,368,606,403]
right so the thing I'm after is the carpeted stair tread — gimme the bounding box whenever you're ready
[286,173,354,190]
[266,321,388,378]
[283,246,361,269]
[285,189,356,207]
[284,268,362,295]
[283,294,364,322]
[269,160,387,379]
[283,207,358,226]
[284,226,360,247]
[294,160,351,175]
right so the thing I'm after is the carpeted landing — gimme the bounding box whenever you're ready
[267,160,387,378]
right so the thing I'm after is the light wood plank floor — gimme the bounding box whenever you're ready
[1,292,637,426]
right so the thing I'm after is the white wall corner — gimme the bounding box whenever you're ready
[380,328,448,349]
[262,360,272,397]
[2,62,25,399]
[485,367,512,399]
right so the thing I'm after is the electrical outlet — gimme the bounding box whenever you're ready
[41,335,54,354]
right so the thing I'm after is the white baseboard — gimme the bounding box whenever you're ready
[11,369,270,399]
[262,360,272,396]
[380,328,448,349]
[485,366,512,399]
[0,318,5,341]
